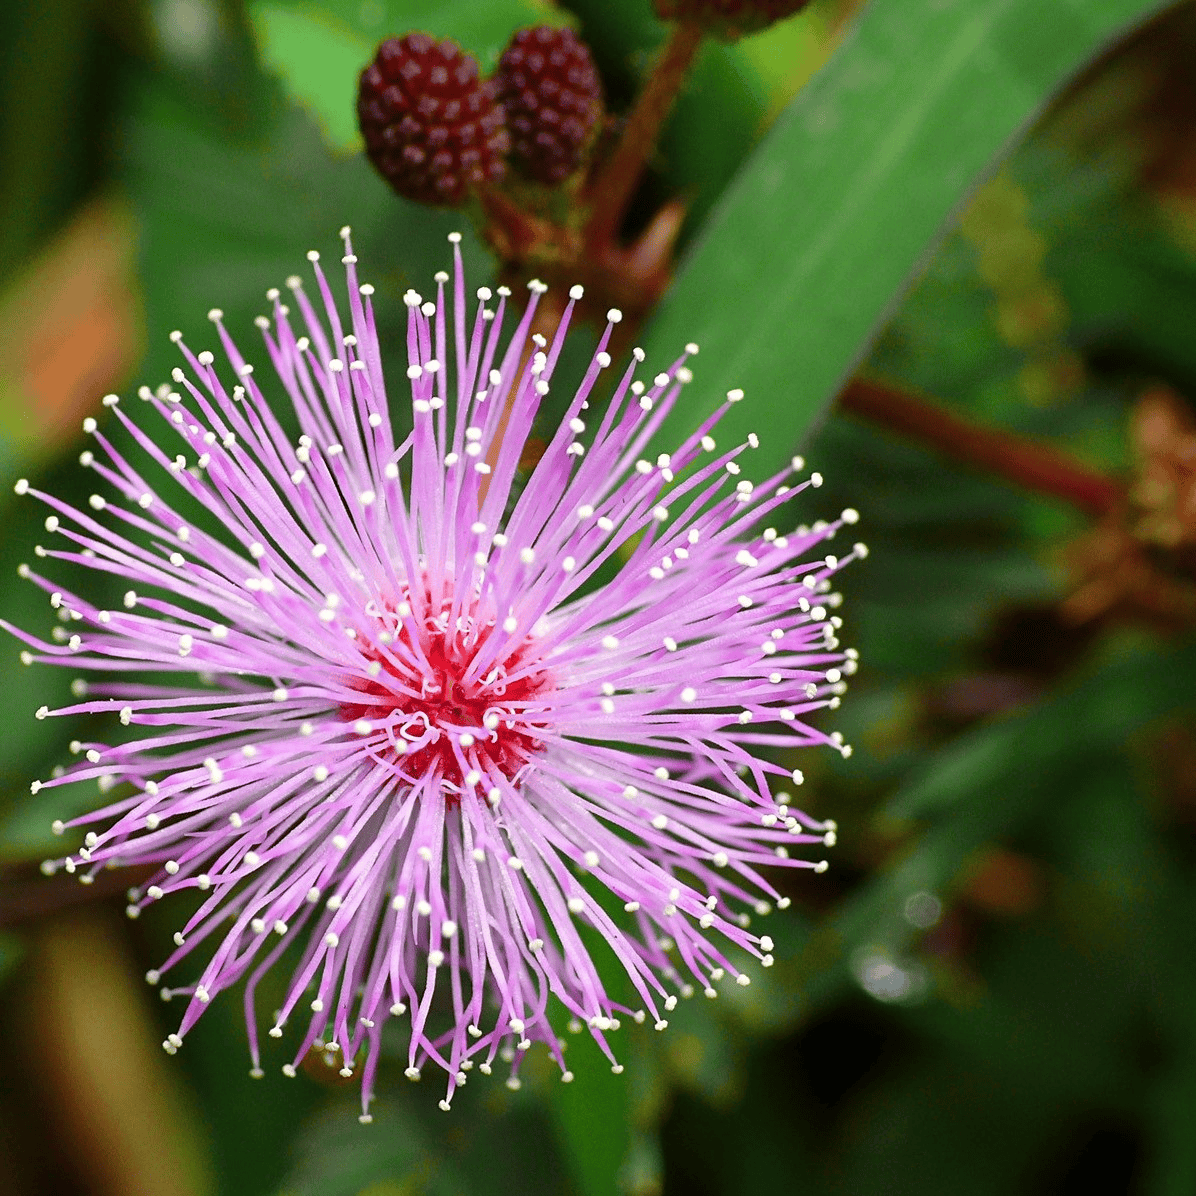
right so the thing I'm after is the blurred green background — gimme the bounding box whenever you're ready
[4,0,1196,1193]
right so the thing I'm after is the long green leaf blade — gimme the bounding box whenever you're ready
[645,0,1176,475]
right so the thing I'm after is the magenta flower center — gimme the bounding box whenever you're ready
[341,590,554,794]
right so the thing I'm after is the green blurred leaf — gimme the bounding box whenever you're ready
[887,638,1196,822]
[735,3,837,118]
[550,1038,634,1196]
[659,43,766,239]
[283,1099,465,1196]
[0,931,23,987]
[331,0,561,64]
[821,1052,1064,1196]
[1144,1052,1196,1196]
[645,0,1176,475]
[661,997,748,1105]
[812,636,1196,1000]
[0,0,110,284]
[249,3,373,151]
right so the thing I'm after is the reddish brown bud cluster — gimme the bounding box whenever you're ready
[654,0,812,39]
[357,34,508,207]
[496,26,604,186]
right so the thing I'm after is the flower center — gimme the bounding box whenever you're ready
[340,589,553,797]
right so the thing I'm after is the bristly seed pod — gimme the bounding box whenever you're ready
[654,0,813,40]
[358,33,509,207]
[496,25,604,187]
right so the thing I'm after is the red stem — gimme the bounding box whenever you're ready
[839,379,1125,517]
[585,21,705,248]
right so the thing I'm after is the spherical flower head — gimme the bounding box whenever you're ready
[496,25,604,186]
[654,0,813,39]
[358,34,508,207]
[7,230,862,1118]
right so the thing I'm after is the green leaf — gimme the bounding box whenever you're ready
[644,0,1177,476]
[249,3,373,151]
[283,1098,465,1196]
[1145,1051,1196,1196]
[329,0,562,64]
[886,637,1196,823]
[0,931,23,988]
[0,0,102,285]
[809,635,1196,996]
[550,1040,634,1196]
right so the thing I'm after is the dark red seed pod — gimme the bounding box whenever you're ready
[495,25,604,187]
[653,0,812,39]
[357,33,509,207]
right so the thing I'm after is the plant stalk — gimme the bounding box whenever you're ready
[839,378,1124,516]
[585,21,705,248]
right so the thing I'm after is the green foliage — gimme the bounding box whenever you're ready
[285,1100,466,1196]
[644,0,1177,474]
[549,1041,634,1196]
[249,4,375,150]
[0,931,22,983]
[3,1,1196,1195]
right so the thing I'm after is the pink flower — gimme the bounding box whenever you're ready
[7,230,861,1117]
